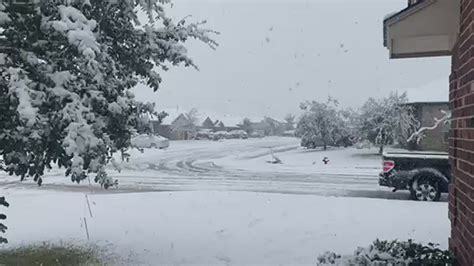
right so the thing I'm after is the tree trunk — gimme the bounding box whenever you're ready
[379,144,384,155]
[323,142,327,150]
[0,196,9,244]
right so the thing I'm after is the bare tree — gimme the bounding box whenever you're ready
[186,108,200,128]
[408,110,451,144]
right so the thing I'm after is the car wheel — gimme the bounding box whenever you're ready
[150,143,157,149]
[410,175,441,202]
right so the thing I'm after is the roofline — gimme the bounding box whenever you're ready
[400,101,449,106]
[383,0,436,47]
[384,0,433,24]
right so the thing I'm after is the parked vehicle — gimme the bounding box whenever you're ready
[300,135,325,149]
[249,131,264,138]
[131,134,170,149]
[228,130,248,139]
[355,140,372,149]
[282,130,296,137]
[212,131,231,140]
[195,129,214,140]
[379,151,450,201]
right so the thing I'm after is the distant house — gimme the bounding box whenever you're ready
[260,117,285,136]
[249,121,266,136]
[402,101,449,152]
[171,114,191,129]
[152,113,197,140]
[154,124,173,139]
[153,113,283,139]
[265,117,286,136]
[249,117,285,136]
[214,120,226,131]
[202,117,215,129]
[169,114,196,140]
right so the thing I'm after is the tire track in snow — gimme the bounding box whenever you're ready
[0,138,411,200]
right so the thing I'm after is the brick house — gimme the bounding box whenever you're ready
[384,0,474,264]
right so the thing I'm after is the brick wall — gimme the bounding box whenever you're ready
[449,0,474,265]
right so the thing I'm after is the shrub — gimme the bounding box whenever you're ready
[0,243,103,265]
[317,239,455,266]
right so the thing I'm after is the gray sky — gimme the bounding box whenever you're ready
[133,0,451,122]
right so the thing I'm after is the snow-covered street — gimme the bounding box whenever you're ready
[1,137,427,200]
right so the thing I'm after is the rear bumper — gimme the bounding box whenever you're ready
[379,171,411,190]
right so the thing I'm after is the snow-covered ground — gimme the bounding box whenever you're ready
[1,137,407,199]
[2,189,449,265]
[0,137,450,264]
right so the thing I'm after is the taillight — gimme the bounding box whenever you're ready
[383,160,395,173]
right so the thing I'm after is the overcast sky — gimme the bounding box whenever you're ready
[133,0,451,121]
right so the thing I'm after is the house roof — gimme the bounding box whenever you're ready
[401,101,448,106]
[171,113,189,125]
[263,117,284,124]
[159,108,261,127]
[384,0,429,23]
[404,78,449,103]
[383,0,432,47]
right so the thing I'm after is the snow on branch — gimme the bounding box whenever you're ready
[407,110,451,144]
[0,0,218,188]
[8,68,38,127]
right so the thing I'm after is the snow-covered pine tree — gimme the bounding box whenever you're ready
[296,97,344,150]
[0,0,217,187]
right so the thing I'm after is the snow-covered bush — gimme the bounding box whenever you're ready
[317,239,455,266]
[359,92,415,154]
[0,0,217,187]
[296,97,346,150]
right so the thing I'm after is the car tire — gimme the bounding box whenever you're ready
[410,174,441,202]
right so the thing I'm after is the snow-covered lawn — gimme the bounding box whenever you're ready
[214,142,380,176]
[2,189,449,265]
[0,137,450,264]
